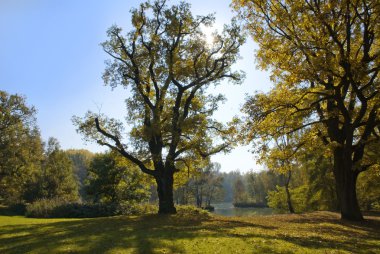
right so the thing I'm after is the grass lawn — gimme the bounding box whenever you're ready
[0,211,379,254]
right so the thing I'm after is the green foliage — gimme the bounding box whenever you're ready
[25,198,117,218]
[0,91,81,205]
[246,170,283,205]
[357,166,380,211]
[86,151,151,204]
[73,0,245,213]
[220,170,242,202]
[73,0,245,171]
[174,163,224,207]
[268,185,309,213]
[175,205,211,220]
[38,138,79,202]
[66,149,94,199]
[233,178,248,203]
[267,186,287,213]
[0,203,27,216]
[117,201,158,215]
[301,147,338,211]
[235,0,380,220]
[0,90,44,204]
[25,198,158,218]
[24,138,80,203]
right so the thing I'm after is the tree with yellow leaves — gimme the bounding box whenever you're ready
[235,0,380,220]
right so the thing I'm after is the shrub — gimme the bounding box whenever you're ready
[204,205,215,211]
[372,201,380,211]
[176,205,211,220]
[25,198,158,218]
[7,203,27,215]
[117,202,158,215]
[233,202,267,208]
[26,198,62,218]
[25,199,117,218]
[0,203,26,216]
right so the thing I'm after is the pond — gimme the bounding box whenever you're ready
[211,202,275,217]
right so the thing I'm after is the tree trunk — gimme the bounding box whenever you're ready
[196,188,202,208]
[285,171,295,214]
[333,149,363,221]
[155,173,176,214]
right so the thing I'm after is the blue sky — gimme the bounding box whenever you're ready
[0,0,271,172]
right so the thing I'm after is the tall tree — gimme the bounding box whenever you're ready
[233,178,248,204]
[257,134,305,213]
[0,91,44,204]
[202,163,224,207]
[234,0,380,220]
[66,149,94,199]
[189,163,224,207]
[74,0,244,213]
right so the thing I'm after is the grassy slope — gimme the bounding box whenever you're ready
[0,211,379,254]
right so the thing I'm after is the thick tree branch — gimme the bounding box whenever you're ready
[94,118,156,176]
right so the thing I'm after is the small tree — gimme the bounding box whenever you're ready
[38,138,79,202]
[86,151,150,204]
[74,0,244,213]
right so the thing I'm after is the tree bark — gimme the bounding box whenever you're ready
[285,171,295,214]
[155,172,176,214]
[333,149,363,221]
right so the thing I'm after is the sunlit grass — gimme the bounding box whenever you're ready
[0,211,379,253]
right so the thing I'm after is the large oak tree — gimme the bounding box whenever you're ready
[234,0,380,220]
[74,0,244,213]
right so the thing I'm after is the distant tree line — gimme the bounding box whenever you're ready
[0,91,151,216]
[173,163,224,209]
[1,89,380,218]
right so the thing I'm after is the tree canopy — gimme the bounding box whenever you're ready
[74,0,244,213]
[0,91,43,204]
[234,0,380,220]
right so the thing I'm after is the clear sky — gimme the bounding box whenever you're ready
[0,0,271,172]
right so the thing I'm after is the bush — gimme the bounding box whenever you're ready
[176,205,211,220]
[25,199,110,218]
[117,201,158,215]
[204,205,215,211]
[0,203,26,216]
[26,199,117,218]
[26,198,61,218]
[233,202,267,208]
[25,198,159,218]
[372,201,380,211]
[7,203,27,215]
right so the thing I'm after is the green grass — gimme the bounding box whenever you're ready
[0,211,379,253]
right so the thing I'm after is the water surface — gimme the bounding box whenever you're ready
[211,202,274,217]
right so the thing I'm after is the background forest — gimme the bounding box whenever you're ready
[1,88,379,218]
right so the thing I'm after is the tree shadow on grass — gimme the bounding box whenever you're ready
[1,215,182,253]
[0,214,279,254]
[283,211,380,236]
[0,213,379,253]
[268,211,380,253]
